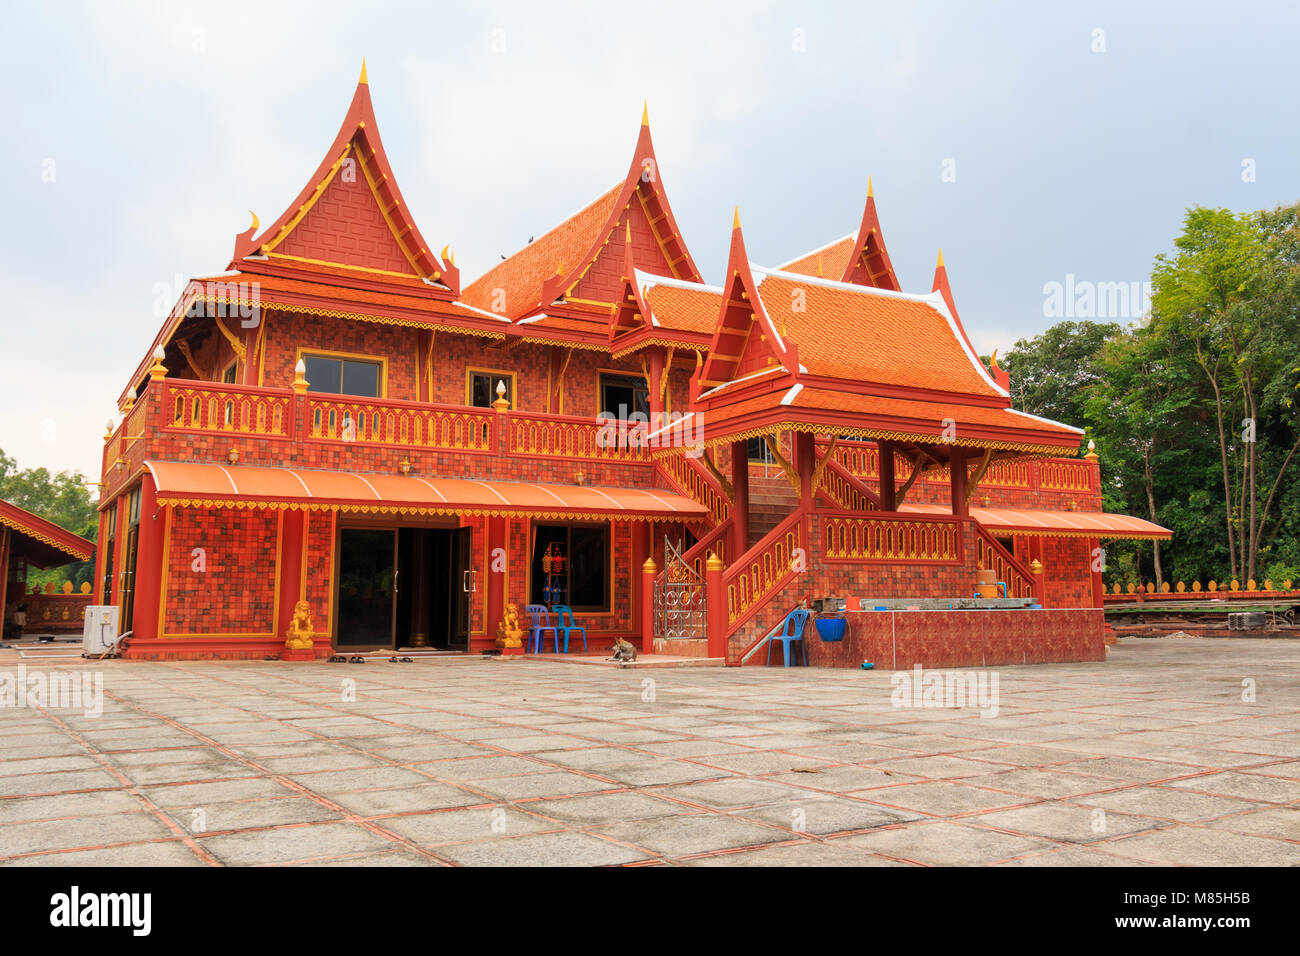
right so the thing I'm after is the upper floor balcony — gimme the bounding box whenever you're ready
[99,366,1101,519]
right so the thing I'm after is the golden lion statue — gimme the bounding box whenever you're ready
[496,602,524,649]
[285,600,315,650]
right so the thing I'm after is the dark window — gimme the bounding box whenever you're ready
[599,373,649,420]
[222,363,237,385]
[303,355,382,398]
[469,372,513,408]
[531,523,609,612]
[746,436,771,462]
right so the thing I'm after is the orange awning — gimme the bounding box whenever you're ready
[144,461,708,522]
[902,503,1171,540]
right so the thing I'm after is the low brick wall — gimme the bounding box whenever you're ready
[790,608,1106,669]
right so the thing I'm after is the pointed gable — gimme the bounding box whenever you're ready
[699,211,796,389]
[231,63,458,295]
[464,105,702,329]
[780,180,901,291]
[930,249,989,380]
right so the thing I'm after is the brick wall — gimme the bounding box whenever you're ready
[163,507,278,636]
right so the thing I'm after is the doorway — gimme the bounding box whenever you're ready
[335,526,472,651]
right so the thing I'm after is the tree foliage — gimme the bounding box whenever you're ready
[1003,202,1300,588]
[0,449,98,589]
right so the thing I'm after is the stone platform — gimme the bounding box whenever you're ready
[798,609,1105,670]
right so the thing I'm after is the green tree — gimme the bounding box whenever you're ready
[1000,320,1121,433]
[0,448,98,590]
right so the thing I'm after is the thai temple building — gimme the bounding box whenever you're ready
[95,66,1170,664]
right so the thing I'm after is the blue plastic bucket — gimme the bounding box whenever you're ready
[814,616,847,642]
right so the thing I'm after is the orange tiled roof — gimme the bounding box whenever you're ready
[749,269,1002,397]
[462,184,622,316]
[694,383,1082,452]
[640,274,725,334]
[777,235,855,279]
[186,272,507,333]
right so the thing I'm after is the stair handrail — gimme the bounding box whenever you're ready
[972,522,1036,599]
[817,454,882,511]
[656,451,732,527]
[720,508,809,647]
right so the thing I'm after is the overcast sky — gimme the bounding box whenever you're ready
[2,0,1297,483]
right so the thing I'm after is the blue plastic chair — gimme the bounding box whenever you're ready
[765,608,811,667]
[524,604,559,653]
[552,605,587,654]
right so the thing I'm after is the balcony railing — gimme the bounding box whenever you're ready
[110,377,665,478]
[823,439,1093,494]
[506,411,648,462]
[822,511,963,564]
[307,395,494,451]
[170,382,293,437]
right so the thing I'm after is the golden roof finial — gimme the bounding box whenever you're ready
[867,175,874,198]
[359,59,368,85]
[641,100,649,126]
[732,206,741,230]
[248,210,259,232]
[936,248,945,269]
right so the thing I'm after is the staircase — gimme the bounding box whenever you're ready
[747,472,800,549]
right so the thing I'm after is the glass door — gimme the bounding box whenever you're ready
[335,528,397,648]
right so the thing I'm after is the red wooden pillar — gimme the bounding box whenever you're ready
[795,432,816,509]
[1089,536,1104,609]
[706,551,727,661]
[275,508,307,644]
[730,439,749,557]
[633,521,652,652]
[485,515,508,639]
[129,474,167,642]
[878,440,896,511]
[949,448,969,517]
[1029,538,1047,607]
[648,349,665,420]
[241,314,260,386]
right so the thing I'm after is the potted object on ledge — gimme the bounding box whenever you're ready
[813,599,847,642]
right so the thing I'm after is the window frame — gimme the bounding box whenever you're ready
[528,520,612,614]
[295,348,388,399]
[465,368,517,409]
[596,370,650,421]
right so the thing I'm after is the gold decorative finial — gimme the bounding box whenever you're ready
[641,100,649,126]
[248,210,259,232]
[359,59,368,85]
[732,206,741,230]
[867,175,873,198]
[625,220,631,243]
[936,248,945,269]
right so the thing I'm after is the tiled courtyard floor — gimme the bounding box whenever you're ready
[1,637,1297,866]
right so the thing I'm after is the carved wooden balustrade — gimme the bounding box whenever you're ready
[723,510,806,628]
[822,511,963,564]
[656,452,732,527]
[307,395,493,451]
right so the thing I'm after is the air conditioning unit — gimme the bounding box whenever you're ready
[83,606,122,656]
